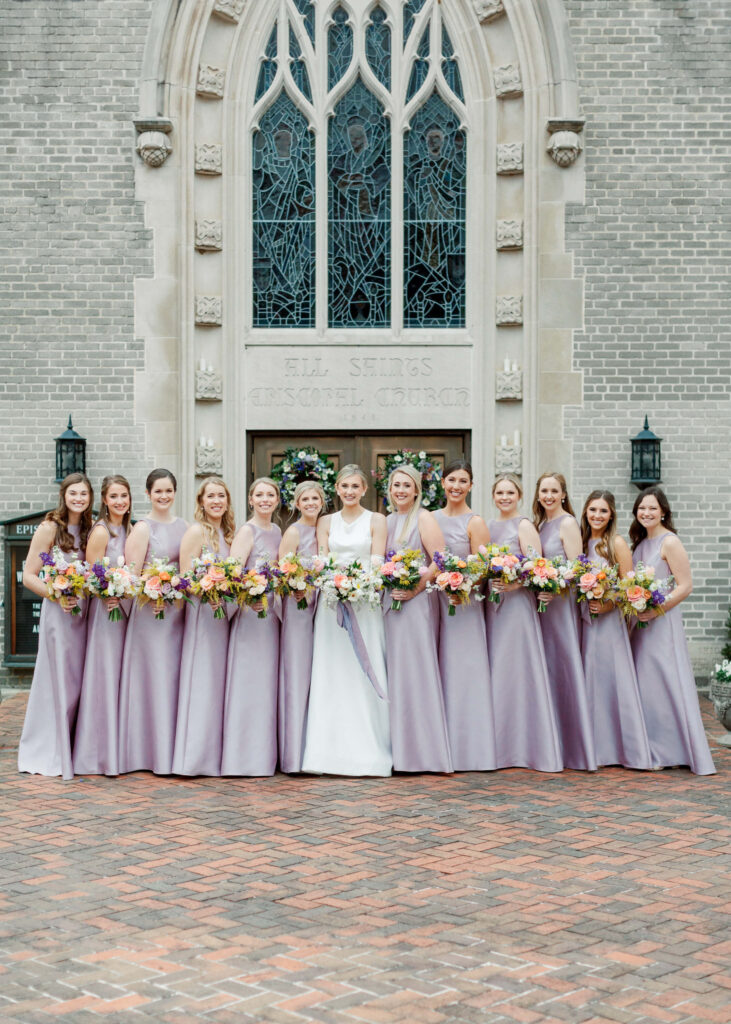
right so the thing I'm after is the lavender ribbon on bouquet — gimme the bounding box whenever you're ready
[335,602,388,701]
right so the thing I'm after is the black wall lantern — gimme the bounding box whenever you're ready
[55,416,86,483]
[630,416,662,489]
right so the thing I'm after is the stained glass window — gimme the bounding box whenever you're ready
[292,0,315,47]
[406,28,429,101]
[403,92,466,327]
[289,26,312,101]
[403,0,427,47]
[441,26,464,102]
[366,6,391,89]
[328,7,353,91]
[328,78,390,327]
[255,24,278,102]
[253,93,315,327]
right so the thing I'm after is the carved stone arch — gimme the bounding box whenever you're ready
[134,0,585,516]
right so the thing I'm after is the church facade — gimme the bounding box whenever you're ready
[1,0,729,682]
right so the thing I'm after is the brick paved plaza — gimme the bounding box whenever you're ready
[0,692,729,1023]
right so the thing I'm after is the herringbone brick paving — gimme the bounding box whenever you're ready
[0,692,729,1023]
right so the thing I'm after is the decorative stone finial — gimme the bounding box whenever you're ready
[133,118,173,168]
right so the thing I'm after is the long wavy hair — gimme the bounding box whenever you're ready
[45,473,94,553]
[629,485,677,551]
[532,471,576,529]
[387,463,423,547]
[195,477,235,552]
[580,490,619,565]
[96,474,132,539]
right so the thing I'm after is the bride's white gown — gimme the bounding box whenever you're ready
[302,510,392,776]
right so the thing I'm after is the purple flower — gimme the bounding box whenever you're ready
[433,551,447,571]
[40,551,54,566]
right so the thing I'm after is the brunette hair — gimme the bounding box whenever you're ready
[97,474,132,538]
[293,480,327,516]
[335,463,369,489]
[443,458,473,482]
[45,473,94,553]
[491,472,523,500]
[195,477,236,551]
[580,490,619,565]
[146,467,177,493]
[629,486,677,551]
[387,463,423,546]
[532,471,576,528]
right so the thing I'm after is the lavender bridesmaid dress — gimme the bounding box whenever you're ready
[278,522,317,774]
[580,539,652,769]
[433,510,496,771]
[486,517,562,772]
[117,517,188,774]
[172,529,230,777]
[221,522,281,776]
[18,525,88,780]
[73,523,128,776]
[631,535,716,774]
[538,515,596,771]
[384,513,452,773]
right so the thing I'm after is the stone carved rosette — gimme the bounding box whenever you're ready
[496,219,523,251]
[195,144,223,175]
[497,143,523,175]
[195,220,223,252]
[495,445,522,475]
[197,64,225,99]
[195,442,223,476]
[212,0,246,22]
[493,64,523,99]
[195,295,223,326]
[496,295,523,326]
[195,368,223,401]
[496,370,523,401]
[472,0,505,23]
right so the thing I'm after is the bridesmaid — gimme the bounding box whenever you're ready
[172,476,235,777]
[630,487,716,774]
[487,473,562,772]
[533,472,596,771]
[579,490,652,769]
[221,476,282,776]
[118,468,187,774]
[433,460,496,771]
[18,473,93,779]
[73,475,132,776]
[278,481,325,774]
[385,465,452,773]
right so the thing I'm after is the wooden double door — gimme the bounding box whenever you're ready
[250,432,470,512]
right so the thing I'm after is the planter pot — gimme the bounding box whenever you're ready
[709,677,731,747]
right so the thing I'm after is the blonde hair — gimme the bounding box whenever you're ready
[293,480,327,516]
[492,473,523,500]
[195,477,235,552]
[335,464,368,489]
[532,471,576,528]
[387,464,423,547]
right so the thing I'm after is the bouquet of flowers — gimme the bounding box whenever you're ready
[573,556,619,621]
[186,555,241,619]
[85,555,139,621]
[520,553,568,612]
[427,550,484,616]
[316,559,384,610]
[475,545,523,605]
[379,548,428,611]
[137,557,191,620]
[39,547,88,615]
[276,552,323,610]
[234,560,278,619]
[616,562,674,629]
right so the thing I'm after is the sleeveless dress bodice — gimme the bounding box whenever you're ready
[539,515,576,558]
[329,510,373,566]
[202,527,230,559]
[387,513,428,558]
[633,534,670,579]
[67,523,84,560]
[144,517,188,566]
[294,521,317,557]
[433,510,474,559]
[244,521,281,568]
[487,516,528,558]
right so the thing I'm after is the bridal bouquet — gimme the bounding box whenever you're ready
[520,553,566,612]
[186,555,241,619]
[85,555,139,621]
[573,556,619,621]
[616,562,673,629]
[39,547,88,615]
[234,560,278,619]
[477,547,523,605]
[427,550,484,616]
[276,552,323,610]
[316,559,384,610]
[137,557,191,619]
[379,548,428,611]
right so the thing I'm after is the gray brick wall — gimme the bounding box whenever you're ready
[563,0,731,669]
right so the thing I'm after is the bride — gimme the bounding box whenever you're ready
[301,464,393,776]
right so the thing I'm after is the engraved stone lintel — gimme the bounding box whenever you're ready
[197,65,225,99]
[195,219,223,251]
[494,63,523,99]
[496,219,523,250]
[497,142,523,175]
[212,0,246,22]
[496,295,523,326]
[133,118,173,168]
[195,442,224,476]
[195,295,222,326]
[195,143,223,175]
[195,368,223,401]
[495,444,522,475]
[472,0,505,23]
[496,370,523,401]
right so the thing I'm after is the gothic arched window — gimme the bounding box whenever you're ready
[251,0,466,330]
